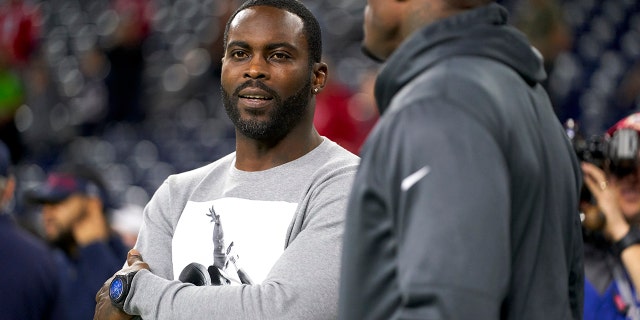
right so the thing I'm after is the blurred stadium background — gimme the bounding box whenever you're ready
[1,0,639,237]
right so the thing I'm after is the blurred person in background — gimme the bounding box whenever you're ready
[614,61,640,120]
[0,0,41,68]
[0,49,25,163]
[0,140,65,319]
[19,53,63,164]
[103,0,153,126]
[313,61,379,155]
[70,47,109,136]
[94,0,359,318]
[313,62,360,154]
[581,113,640,320]
[339,0,583,319]
[25,163,129,320]
[0,0,39,159]
[513,0,572,76]
[512,0,572,116]
[347,67,380,151]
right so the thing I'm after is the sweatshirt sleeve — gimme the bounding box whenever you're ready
[126,164,356,320]
[339,100,511,319]
[129,179,178,280]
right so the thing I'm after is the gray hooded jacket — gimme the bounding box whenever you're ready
[339,3,583,319]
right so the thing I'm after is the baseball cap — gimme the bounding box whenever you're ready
[604,113,640,178]
[607,113,640,136]
[0,141,10,178]
[25,164,112,208]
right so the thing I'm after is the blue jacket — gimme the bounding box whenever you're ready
[55,234,129,320]
[0,213,65,319]
[584,280,632,320]
[584,239,639,320]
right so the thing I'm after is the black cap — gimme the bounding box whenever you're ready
[25,164,114,209]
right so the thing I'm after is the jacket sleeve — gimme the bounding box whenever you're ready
[339,100,511,319]
[126,166,356,319]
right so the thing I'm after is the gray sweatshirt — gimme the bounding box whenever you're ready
[125,138,359,319]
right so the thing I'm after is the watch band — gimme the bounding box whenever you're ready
[613,226,640,256]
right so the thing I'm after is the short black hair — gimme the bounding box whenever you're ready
[223,0,322,64]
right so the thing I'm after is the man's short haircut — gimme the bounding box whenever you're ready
[223,0,322,65]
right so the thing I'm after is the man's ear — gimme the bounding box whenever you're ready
[312,62,328,92]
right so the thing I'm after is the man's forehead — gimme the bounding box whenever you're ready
[229,6,304,37]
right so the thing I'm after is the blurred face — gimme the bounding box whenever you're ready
[362,0,404,61]
[610,170,640,221]
[221,6,317,142]
[41,195,86,244]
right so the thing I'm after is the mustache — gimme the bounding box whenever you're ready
[233,80,279,100]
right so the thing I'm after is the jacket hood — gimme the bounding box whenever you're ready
[374,3,546,113]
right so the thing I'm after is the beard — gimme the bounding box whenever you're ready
[47,202,88,257]
[49,226,77,256]
[222,78,312,143]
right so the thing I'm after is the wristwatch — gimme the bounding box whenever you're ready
[109,271,138,310]
[613,226,640,256]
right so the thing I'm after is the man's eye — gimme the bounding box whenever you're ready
[272,53,290,60]
[231,51,248,59]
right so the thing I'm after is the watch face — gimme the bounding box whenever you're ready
[110,277,125,301]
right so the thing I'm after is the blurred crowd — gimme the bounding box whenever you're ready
[0,0,640,319]
[0,0,384,240]
[500,0,640,136]
[0,0,639,265]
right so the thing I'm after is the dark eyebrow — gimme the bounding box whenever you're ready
[227,40,250,50]
[226,41,298,53]
[265,42,298,53]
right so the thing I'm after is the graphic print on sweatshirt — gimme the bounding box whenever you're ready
[172,197,297,284]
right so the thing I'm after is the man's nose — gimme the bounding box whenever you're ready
[244,56,269,80]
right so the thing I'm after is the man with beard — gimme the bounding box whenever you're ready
[26,163,129,320]
[94,0,359,319]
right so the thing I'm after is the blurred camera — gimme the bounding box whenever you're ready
[566,120,640,231]
[566,119,639,175]
[607,128,639,178]
[572,133,607,169]
[570,127,639,178]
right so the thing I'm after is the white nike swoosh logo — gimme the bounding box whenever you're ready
[401,166,431,191]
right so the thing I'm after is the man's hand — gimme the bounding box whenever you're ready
[74,197,109,246]
[94,249,150,320]
[581,162,630,240]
